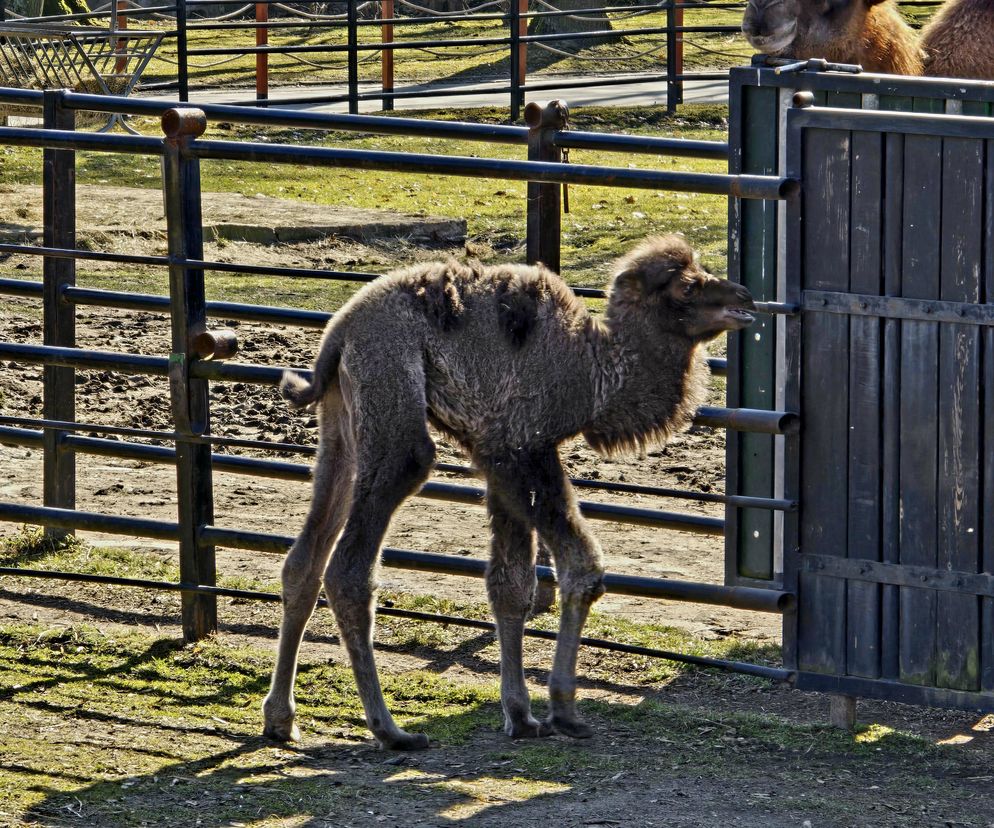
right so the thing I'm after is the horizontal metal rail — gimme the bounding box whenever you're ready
[0,126,162,155]
[51,89,726,163]
[189,139,792,199]
[58,91,533,145]
[0,565,792,681]
[0,418,796,511]
[0,501,791,614]
[553,130,728,160]
[0,345,795,437]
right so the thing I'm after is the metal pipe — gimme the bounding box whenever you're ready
[2,424,794,511]
[198,526,792,613]
[0,342,169,375]
[0,502,181,540]
[61,91,532,143]
[0,277,42,297]
[695,406,799,435]
[0,566,792,681]
[0,126,162,155]
[554,130,728,160]
[190,139,792,199]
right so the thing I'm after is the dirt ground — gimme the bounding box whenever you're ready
[2,220,993,828]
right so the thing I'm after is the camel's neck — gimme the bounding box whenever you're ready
[582,315,707,456]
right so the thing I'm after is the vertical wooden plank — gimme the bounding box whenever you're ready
[798,127,851,675]
[780,104,805,673]
[880,132,904,681]
[846,129,884,679]
[935,136,983,692]
[981,140,994,692]
[898,133,942,687]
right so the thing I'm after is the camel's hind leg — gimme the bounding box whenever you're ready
[263,392,354,741]
[324,371,436,750]
[486,447,605,739]
[484,491,553,739]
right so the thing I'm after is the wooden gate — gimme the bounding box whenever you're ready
[780,97,994,710]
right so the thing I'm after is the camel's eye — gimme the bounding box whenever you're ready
[682,282,697,297]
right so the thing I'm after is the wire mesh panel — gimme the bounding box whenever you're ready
[0,24,162,99]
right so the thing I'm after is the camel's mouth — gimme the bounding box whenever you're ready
[721,307,756,329]
[745,23,796,54]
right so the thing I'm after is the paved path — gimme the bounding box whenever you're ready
[150,74,729,112]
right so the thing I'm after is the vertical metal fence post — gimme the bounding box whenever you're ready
[347,0,359,115]
[525,99,565,273]
[42,90,76,541]
[161,107,217,642]
[665,0,678,113]
[381,0,394,111]
[509,0,521,121]
[177,0,189,102]
[256,1,269,105]
[673,1,684,108]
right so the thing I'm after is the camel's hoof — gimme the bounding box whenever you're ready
[263,721,301,742]
[506,717,554,739]
[547,715,594,739]
[379,730,430,751]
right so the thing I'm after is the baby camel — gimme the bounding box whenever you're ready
[262,235,755,750]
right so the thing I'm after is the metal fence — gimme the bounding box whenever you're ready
[1,0,749,116]
[0,86,798,681]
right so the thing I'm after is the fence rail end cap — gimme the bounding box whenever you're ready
[524,100,569,130]
[162,107,207,140]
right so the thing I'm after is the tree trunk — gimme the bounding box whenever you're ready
[527,0,617,49]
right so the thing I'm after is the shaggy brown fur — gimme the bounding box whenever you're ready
[922,0,994,79]
[263,236,756,750]
[742,0,924,75]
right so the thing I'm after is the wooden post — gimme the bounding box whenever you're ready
[830,695,857,730]
[673,1,683,107]
[517,0,527,103]
[256,2,269,104]
[381,0,393,111]
[114,0,128,77]
[162,107,217,642]
[524,99,566,272]
[42,90,76,541]
[347,0,359,114]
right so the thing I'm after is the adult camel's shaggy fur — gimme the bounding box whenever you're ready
[922,0,994,79]
[741,0,924,75]
[262,235,756,750]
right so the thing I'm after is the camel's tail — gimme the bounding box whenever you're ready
[279,329,345,409]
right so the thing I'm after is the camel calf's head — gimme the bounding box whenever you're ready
[612,235,756,342]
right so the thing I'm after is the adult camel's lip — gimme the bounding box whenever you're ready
[745,23,797,53]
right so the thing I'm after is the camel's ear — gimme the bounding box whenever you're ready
[617,260,681,295]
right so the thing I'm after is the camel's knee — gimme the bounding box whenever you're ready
[393,432,436,493]
[486,561,537,618]
[555,539,605,607]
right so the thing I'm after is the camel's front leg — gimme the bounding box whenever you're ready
[485,492,552,739]
[488,448,605,739]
